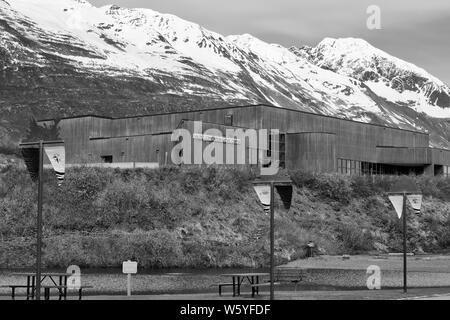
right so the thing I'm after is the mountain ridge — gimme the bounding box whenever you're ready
[1,0,450,152]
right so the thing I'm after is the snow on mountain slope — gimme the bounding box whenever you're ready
[297,37,450,118]
[2,0,450,149]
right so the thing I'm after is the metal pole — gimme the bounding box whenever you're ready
[403,192,407,293]
[36,140,44,300]
[269,182,275,300]
[127,273,131,296]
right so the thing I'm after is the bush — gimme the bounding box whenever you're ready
[314,174,352,204]
[290,171,316,188]
[336,224,374,254]
[291,171,352,204]
[3,165,450,268]
[436,178,450,201]
[350,175,373,198]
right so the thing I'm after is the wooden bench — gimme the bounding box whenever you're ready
[249,268,304,297]
[43,285,93,300]
[274,268,304,290]
[0,285,32,300]
[217,283,234,296]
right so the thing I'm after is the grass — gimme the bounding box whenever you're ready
[1,165,450,268]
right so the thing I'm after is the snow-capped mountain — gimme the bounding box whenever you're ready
[296,38,450,117]
[1,0,450,151]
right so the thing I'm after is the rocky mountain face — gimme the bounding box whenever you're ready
[1,0,450,153]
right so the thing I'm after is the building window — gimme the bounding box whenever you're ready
[225,114,233,126]
[267,134,272,157]
[279,133,285,169]
[337,158,362,175]
[101,155,113,163]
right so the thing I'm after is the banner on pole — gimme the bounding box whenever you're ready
[44,145,65,186]
[253,185,271,214]
[388,195,404,219]
[21,147,40,181]
[275,185,293,210]
[407,194,422,214]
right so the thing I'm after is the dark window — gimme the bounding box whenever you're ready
[225,114,233,126]
[267,134,272,157]
[101,155,113,163]
[279,133,285,169]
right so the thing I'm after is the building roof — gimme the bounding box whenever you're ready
[37,103,428,136]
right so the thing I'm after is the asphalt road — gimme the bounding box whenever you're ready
[3,287,450,300]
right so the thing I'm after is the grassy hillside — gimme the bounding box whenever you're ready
[1,165,450,269]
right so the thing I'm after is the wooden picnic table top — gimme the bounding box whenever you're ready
[221,273,269,277]
[11,272,71,277]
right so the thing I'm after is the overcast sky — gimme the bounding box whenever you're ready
[90,0,450,85]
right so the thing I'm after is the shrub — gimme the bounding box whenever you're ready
[436,178,450,201]
[314,174,352,204]
[290,171,316,188]
[350,175,373,198]
[290,171,352,204]
[336,224,374,254]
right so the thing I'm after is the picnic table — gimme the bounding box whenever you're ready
[8,272,70,300]
[220,273,269,297]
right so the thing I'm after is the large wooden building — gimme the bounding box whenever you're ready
[38,104,450,176]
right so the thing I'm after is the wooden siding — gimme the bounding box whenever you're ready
[431,148,450,166]
[257,106,429,164]
[376,147,431,165]
[40,104,450,169]
[286,133,336,172]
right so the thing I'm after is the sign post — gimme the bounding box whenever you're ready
[402,192,407,293]
[36,141,43,301]
[253,175,293,300]
[388,177,422,294]
[122,260,138,296]
[19,140,64,300]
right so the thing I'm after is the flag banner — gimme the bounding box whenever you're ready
[253,185,271,214]
[388,195,404,219]
[253,185,271,206]
[21,147,40,181]
[407,194,422,214]
[44,145,65,186]
[275,185,293,210]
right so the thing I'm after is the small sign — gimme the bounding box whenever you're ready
[388,195,404,219]
[122,260,137,274]
[407,194,422,214]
